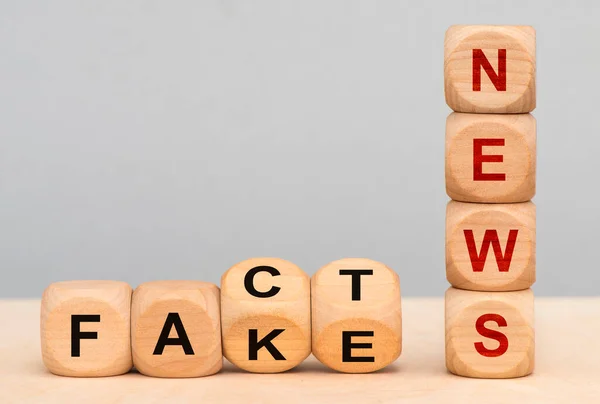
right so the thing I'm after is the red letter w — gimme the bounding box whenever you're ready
[472,49,506,91]
[463,229,518,272]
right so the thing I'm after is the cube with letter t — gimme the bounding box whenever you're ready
[311,258,402,373]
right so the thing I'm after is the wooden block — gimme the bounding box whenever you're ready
[312,258,402,373]
[221,257,311,373]
[444,25,536,113]
[446,200,535,291]
[445,287,534,379]
[131,281,222,378]
[446,112,536,203]
[40,280,132,377]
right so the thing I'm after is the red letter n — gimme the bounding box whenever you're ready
[474,313,509,357]
[463,229,519,272]
[472,49,506,91]
[473,138,506,181]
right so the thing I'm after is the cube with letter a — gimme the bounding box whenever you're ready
[446,112,536,203]
[445,287,534,378]
[131,281,222,378]
[445,25,536,113]
[446,200,536,291]
[220,257,311,373]
[311,258,402,373]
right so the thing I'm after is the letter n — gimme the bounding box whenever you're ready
[472,49,506,91]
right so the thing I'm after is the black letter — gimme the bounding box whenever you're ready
[153,313,194,355]
[339,269,373,300]
[71,314,101,357]
[342,331,375,362]
[244,266,281,298]
[248,329,286,360]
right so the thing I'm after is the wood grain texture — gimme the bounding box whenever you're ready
[221,257,311,373]
[445,25,536,113]
[446,112,536,203]
[446,200,535,291]
[40,280,132,377]
[131,281,222,378]
[445,287,534,379]
[3,299,600,402]
[311,258,402,373]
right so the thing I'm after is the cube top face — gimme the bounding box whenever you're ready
[445,25,536,113]
[221,257,309,302]
[311,258,402,373]
[131,281,222,378]
[40,280,132,377]
[446,201,536,291]
[445,287,534,378]
[221,257,311,373]
[446,113,536,203]
[312,258,400,304]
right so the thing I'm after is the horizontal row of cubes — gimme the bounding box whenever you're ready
[41,258,401,377]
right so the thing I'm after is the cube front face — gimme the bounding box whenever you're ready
[446,112,536,203]
[131,281,222,378]
[445,25,536,113]
[446,201,536,291]
[445,287,534,379]
[40,280,132,377]
[220,257,311,373]
[311,258,402,373]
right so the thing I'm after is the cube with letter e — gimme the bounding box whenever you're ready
[311,258,402,373]
[446,112,536,203]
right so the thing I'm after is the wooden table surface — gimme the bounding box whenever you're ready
[1,298,599,403]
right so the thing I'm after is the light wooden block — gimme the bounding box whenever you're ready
[221,257,311,373]
[446,112,536,203]
[312,258,402,373]
[445,25,536,113]
[445,287,534,379]
[131,281,222,378]
[40,280,132,377]
[446,200,535,292]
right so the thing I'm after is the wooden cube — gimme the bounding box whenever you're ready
[40,280,132,377]
[446,112,536,203]
[446,201,535,291]
[221,257,311,373]
[131,281,222,378]
[445,25,536,113]
[445,287,534,378]
[312,258,402,373]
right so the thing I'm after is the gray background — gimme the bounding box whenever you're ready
[0,1,597,297]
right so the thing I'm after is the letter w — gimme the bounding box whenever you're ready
[463,229,518,272]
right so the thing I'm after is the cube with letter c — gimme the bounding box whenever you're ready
[221,257,311,373]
